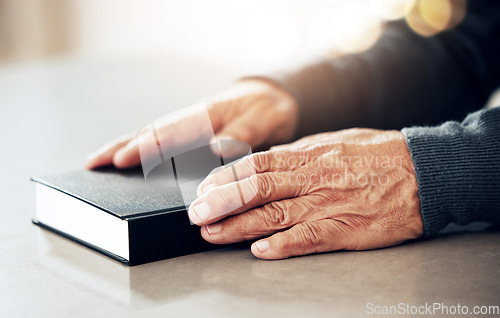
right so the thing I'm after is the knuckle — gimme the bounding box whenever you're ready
[295,222,323,251]
[216,166,236,184]
[211,188,232,210]
[233,216,266,239]
[291,170,312,194]
[251,152,271,173]
[245,174,260,201]
[253,174,276,201]
[268,151,286,170]
[331,218,361,250]
[306,167,336,188]
[286,150,308,168]
[261,201,289,227]
[238,155,257,177]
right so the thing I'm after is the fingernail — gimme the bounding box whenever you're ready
[202,183,216,194]
[255,240,270,253]
[206,223,222,235]
[193,202,211,221]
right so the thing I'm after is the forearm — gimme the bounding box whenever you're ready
[266,0,500,138]
[402,107,500,235]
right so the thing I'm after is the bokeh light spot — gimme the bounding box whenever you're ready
[329,4,383,53]
[369,0,416,20]
[406,0,466,37]
[306,9,342,58]
[421,0,452,32]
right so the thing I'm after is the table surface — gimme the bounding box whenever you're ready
[1,55,499,318]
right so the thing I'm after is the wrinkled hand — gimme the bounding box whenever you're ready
[188,128,424,259]
[85,79,298,169]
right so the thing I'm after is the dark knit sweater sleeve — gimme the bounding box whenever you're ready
[260,0,500,139]
[402,107,500,235]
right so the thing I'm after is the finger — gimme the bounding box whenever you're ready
[197,150,309,196]
[200,196,314,244]
[84,132,136,169]
[211,105,276,157]
[112,137,142,168]
[155,103,222,156]
[251,219,348,260]
[113,103,220,169]
[110,125,164,169]
[188,169,313,225]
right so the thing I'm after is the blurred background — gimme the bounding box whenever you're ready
[0,0,497,144]
[0,0,476,71]
[0,0,497,175]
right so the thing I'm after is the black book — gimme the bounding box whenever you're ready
[32,160,216,266]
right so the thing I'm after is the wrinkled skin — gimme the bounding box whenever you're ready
[85,80,423,260]
[190,129,423,259]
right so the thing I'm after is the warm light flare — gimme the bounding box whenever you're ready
[369,0,416,20]
[405,0,467,37]
[329,4,383,53]
[306,9,341,58]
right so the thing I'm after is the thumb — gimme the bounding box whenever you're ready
[210,107,273,158]
[251,219,348,259]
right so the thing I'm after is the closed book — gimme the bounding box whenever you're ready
[32,164,214,266]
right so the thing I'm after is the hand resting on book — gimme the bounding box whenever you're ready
[84,79,298,169]
[190,129,423,259]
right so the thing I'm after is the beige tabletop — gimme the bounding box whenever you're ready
[1,55,499,318]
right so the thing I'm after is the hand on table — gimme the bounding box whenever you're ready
[84,80,423,261]
[189,129,424,259]
[84,79,298,169]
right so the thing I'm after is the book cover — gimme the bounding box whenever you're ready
[32,165,215,266]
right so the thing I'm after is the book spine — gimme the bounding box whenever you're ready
[127,210,214,266]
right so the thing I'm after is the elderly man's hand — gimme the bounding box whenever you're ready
[189,128,424,259]
[85,79,298,169]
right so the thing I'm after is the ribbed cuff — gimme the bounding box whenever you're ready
[402,125,460,235]
[402,108,500,236]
